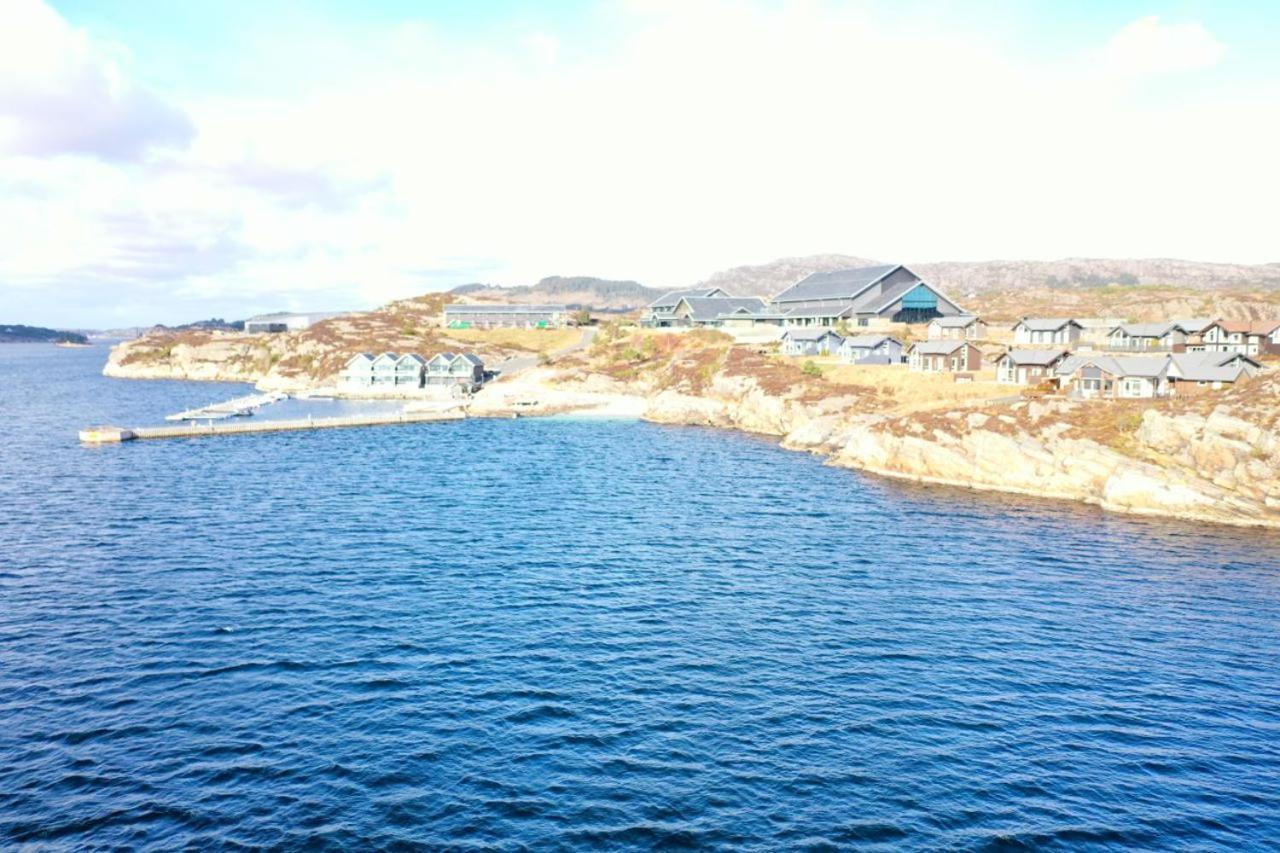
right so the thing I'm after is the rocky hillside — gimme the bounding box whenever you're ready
[696,254,881,296]
[916,257,1280,293]
[967,285,1280,324]
[700,255,1280,297]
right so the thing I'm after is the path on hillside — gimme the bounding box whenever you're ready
[492,326,597,379]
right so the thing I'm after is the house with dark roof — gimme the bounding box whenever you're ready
[781,328,844,357]
[1054,355,1172,399]
[770,264,966,328]
[444,304,570,328]
[643,288,731,326]
[907,340,983,373]
[839,335,904,364]
[1012,318,1083,346]
[927,315,986,340]
[994,349,1070,385]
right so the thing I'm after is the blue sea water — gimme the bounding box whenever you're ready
[2,342,1280,849]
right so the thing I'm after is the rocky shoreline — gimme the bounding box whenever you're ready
[103,337,1280,530]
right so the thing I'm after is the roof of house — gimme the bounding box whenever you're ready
[1169,352,1249,382]
[855,279,955,315]
[1014,318,1081,332]
[998,348,1069,366]
[1213,319,1280,335]
[1056,355,1169,378]
[782,305,855,319]
[372,351,399,363]
[719,311,791,321]
[444,303,568,313]
[772,264,905,303]
[647,288,728,309]
[1112,322,1175,337]
[783,328,845,342]
[931,315,980,328]
[396,353,426,365]
[429,351,457,363]
[346,352,375,365]
[678,296,767,322]
[457,353,484,366]
[911,340,970,355]
[1172,318,1216,335]
[841,335,901,348]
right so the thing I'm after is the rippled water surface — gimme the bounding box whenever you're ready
[3,343,1280,849]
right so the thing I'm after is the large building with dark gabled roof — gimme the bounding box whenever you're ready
[769,264,965,327]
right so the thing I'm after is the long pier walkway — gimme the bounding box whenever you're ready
[81,409,465,443]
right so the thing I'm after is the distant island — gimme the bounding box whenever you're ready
[0,324,89,345]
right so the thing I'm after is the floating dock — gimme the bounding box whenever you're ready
[165,391,289,421]
[80,409,465,443]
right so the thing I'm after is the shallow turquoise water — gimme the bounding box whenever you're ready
[2,343,1279,848]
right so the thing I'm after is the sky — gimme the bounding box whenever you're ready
[1,0,1278,327]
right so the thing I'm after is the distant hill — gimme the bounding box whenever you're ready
[148,317,244,334]
[0,324,89,344]
[696,254,881,297]
[450,276,666,311]
[698,255,1280,298]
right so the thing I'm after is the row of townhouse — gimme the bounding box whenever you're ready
[343,351,487,391]
[643,264,969,330]
[992,348,1261,398]
[780,329,906,364]
[1007,316,1280,354]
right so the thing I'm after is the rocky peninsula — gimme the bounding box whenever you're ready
[103,314,1280,530]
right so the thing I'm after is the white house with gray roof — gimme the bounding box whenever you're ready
[839,335,904,364]
[770,264,966,328]
[927,315,986,340]
[1106,322,1187,351]
[1012,318,1083,346]
[781,328,844,357]
[343,352,376,387]
[995,348,1070,385]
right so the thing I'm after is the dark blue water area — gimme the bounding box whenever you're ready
[2,343,1280,849]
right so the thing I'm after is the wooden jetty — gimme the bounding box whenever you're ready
[80,409,465,443]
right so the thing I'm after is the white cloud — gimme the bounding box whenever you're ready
[0,0,192,161]
[0,1,1274,327]
[1099,15,1226,76]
